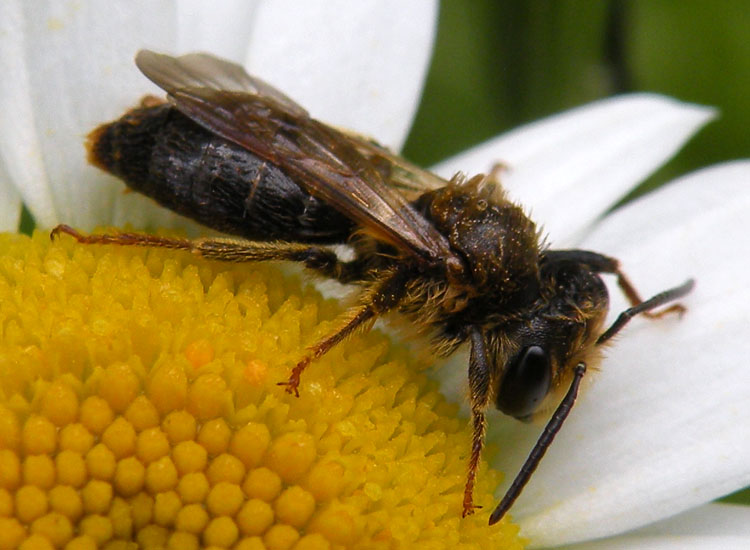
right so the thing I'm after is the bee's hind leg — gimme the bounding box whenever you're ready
[51,224,195,252]
[50,225,358,281]
[52,225,410,396]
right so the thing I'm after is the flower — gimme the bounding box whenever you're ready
[1,2,749,549]
[0,230,518,549]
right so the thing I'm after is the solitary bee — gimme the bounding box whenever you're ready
[52,50,693,524]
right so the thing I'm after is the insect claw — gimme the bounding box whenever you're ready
[462,483,482,518]
[646,303,687,319]
[277,359,310,398]
[276,377,301,397]
[288,382,300,397]
[461,503,482,518]
[50,224,81,241]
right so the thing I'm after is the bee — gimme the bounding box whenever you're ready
[52,50,694,524]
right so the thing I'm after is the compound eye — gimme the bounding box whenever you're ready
[496,345,552,420]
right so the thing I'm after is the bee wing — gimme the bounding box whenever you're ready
[135,51,459,265]
[136,50,308,118]
[137,50,446,197]
[342,131,448,200]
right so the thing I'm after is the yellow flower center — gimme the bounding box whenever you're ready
[0,231,522,549]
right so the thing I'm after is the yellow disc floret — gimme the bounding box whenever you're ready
[196,418,231,455]
[206,481,244,516]
[54,450,86,487]
[58,423,95,454]
[23,454,56,489]
[15,485,48,523]
[48,485,83,522]
[176,471,210,504]
[144,456,178,493]
[206,453,245,485]
[84,444,115,481]
[0,231,521,549]
[101,417,136,459]
[40,381,79,428]
[135,427,170,464]
[153,490,182,527]
[242,466,282,502]
[161,409,196,444]
[174,502,209,534]
[172,440,207,475]
[78,398,113,437]
[22,416,57,455]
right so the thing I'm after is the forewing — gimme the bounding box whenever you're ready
[136,51,457,264]
[136,50,307,117]
[343,131,448,200]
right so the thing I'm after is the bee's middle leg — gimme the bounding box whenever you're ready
[279,266,409,396]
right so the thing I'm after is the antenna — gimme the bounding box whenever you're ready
[489,362,586,525]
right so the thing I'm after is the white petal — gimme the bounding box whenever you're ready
[0,163,22,231]
[568,504,750,550]
[635,502,750,537]
[490,162,750,547]
[431,95,715,245]
[569,535,750,550]
[177,0,260,59]
[1,0,182,229]
[245,0,438,149]
[0,0,56,227]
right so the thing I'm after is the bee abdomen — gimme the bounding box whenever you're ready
[87,104,354,243]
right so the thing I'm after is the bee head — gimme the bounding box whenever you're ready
[494,256,610,420]
[485,250,693,524]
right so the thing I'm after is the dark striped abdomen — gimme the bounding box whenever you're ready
[87,103,354,243]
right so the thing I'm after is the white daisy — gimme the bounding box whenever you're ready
[1,2,747,549]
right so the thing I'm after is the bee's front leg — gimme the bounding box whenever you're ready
[463,327,492,518]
